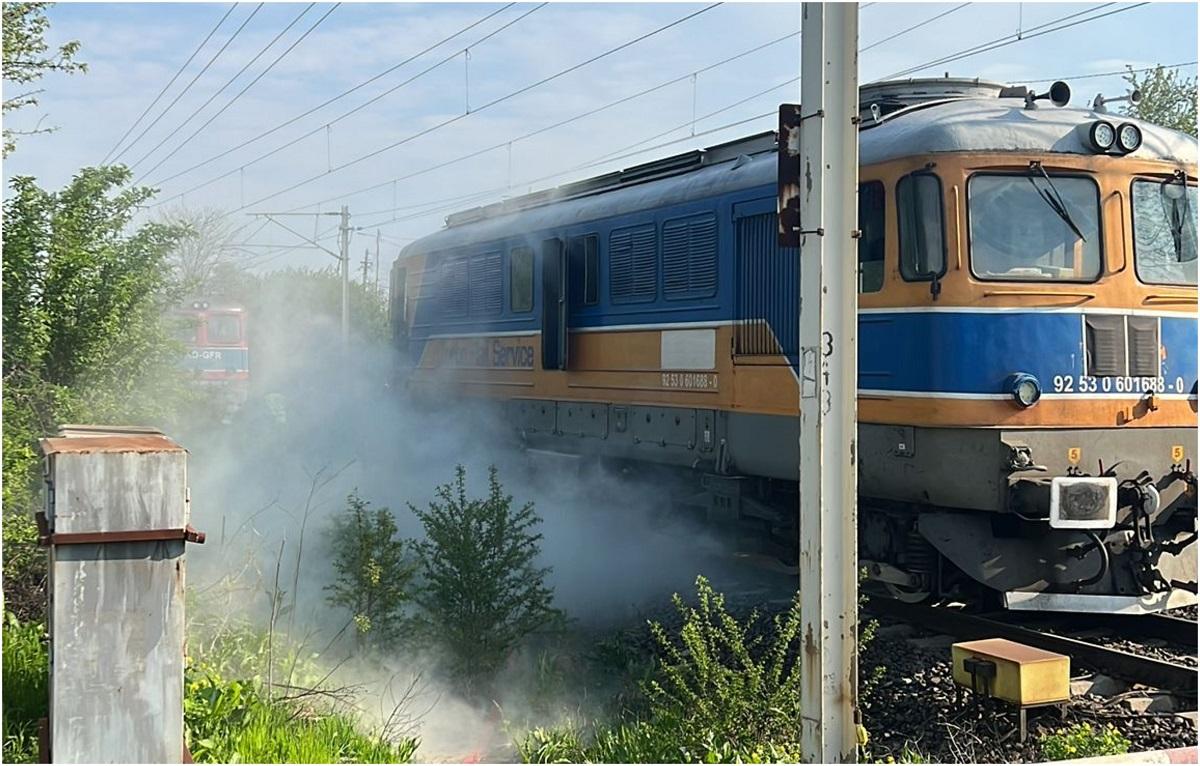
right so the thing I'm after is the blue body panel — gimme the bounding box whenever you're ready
[405,164,1198,401]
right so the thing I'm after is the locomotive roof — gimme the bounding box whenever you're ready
[402,96,1197,257]
[860,96,1197,166]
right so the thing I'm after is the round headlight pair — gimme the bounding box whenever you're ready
[1088,120,1142,154]
[1007,373,1041,408]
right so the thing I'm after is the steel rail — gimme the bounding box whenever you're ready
[985,610,1200,648]
[865,597,1198,698]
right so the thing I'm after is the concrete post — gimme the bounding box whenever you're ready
[797,2,860,762]
[39,426,194,763]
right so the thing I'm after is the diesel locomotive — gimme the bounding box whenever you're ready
[390,78,1198,613]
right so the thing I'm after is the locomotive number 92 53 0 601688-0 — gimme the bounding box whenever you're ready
[1051,375,1187,395]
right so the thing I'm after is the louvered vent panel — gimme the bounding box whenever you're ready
[1127,316,1160,377]
[663,214,718,299]
[1085,315,1126,377]
[439,258,470,319]
[734,211,798,358]
[610,224,656,302]
[469,252,502,317]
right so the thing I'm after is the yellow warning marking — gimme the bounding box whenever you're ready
[1172,445,1185,462]
[1067,447,1081,465]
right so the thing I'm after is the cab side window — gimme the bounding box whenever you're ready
[897,173,946,281]
[510,247,534,312]
[858,181,885,293]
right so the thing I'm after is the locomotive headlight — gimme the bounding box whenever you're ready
[1116,122,1142,153]
[1008,373,1041,407]
[1088,120,1115,152]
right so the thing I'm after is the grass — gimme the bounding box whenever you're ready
[2,613,47,763]
[1,611,417,764]
[185,669,415,763]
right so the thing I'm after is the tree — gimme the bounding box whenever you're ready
[409,465,563,690]
[1122,64,1198,137]
[157,206,241,296]
[2,2,86,156]
[2,166,187,619]
[325,492,415,649]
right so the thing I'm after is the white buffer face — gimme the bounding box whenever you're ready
[1049,476,1118,529]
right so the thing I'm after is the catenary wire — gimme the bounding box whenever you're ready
[1026,61,1197,84]
[148,3,546,204]
[145,3,516,189]
[111,3,265,164]
[127,3,319,174]
[100,3,239,165]
[134,3,340,183]
[882,3,1148,80]
[859,3,969,53]
[234,2,724,212]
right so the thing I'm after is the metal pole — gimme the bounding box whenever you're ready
[798,2,859,763]
[339,205,350,343]
[374,229,381,295]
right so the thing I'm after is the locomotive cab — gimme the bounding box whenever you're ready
[854,79,1197,611]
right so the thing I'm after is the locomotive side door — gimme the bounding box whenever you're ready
[541,237,568,370]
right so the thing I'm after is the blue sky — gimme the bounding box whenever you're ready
[3,1,1196,269]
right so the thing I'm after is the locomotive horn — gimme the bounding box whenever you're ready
[1026,80,1071,109]
[1092,87,1142,113]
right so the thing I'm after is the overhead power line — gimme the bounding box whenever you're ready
[883,2,1148,80]
[149,3,545,204]
[145,3,516,189]
[128,3,318,174]
[235,2,724,212]
[1027,61,1197,84]
[860,3,969,53]
[274,0,968,217]
[100,3,239,165]
[111,3,265,164]
[280,24,797,214]
[134,3,341,183]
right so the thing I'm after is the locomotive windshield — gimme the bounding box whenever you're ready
[206,314,242,344]
[1131,178,1197,285]
[968,173,1101,281]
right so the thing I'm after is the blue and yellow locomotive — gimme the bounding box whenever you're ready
[390,78,1197,613]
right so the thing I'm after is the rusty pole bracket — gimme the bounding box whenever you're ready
[35,511,206,547]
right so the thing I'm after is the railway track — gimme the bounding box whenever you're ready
[865,597,1199,699]
[982,609,1199,648]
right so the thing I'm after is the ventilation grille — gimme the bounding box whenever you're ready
[1127,316,1160,377]
[469,252,502,317]
[734,211,798,358]
[662,214,718,299]
[1085,314,1161,378]
[438,258,470,319]
[610,224,657,302]
[1085,315,1126,377]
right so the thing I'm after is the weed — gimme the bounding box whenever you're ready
[1038,722,1130,761]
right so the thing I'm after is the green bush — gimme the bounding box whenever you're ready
[326,491,415,649]
[1039,722,1130,761]
[643,575,805,753]
[2,613,48,763]
[517,576,807,763]
[410,465,564,690]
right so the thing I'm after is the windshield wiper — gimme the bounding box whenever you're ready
[1027,162,1087,242]
[1160,171,1194,262]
